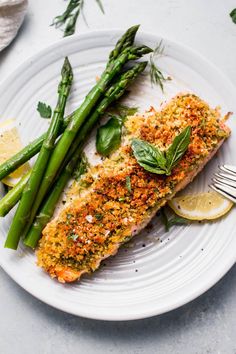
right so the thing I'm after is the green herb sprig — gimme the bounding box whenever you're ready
[230,9,236,24]
[68,233,79,241]
[160,207,189,232]
[96,116,122,157]
[37,102,52,119]
[149,41,167,91]
[126,176,132,193]
[114,104,139,118]
[52,0,104,37]
[96,105,138,157]
[131,126,191,176]
[73,152,89,181]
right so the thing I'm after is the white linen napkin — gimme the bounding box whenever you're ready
[0,0,28,52]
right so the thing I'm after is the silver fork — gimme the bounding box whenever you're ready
[210,164,236,203]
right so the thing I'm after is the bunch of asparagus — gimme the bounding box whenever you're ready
[0,25,152,250]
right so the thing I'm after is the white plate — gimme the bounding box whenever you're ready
[0,30,236,321]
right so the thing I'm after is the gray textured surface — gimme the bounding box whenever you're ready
[0,267,235,354]
[0,0,236,353]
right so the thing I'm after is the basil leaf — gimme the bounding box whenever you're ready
[168,216,189,227]
[165,126,191,174]
[160,207,189,232]
[160,207,170,232]
[131,138,167,174]
[37,101,52,119]
[230,9,236,24]
[73,153,89,181]
[96,116,122,157]
[96,105,138,157]
[131,128,191,176]
[135,163,167,175]
[126,176,132,193]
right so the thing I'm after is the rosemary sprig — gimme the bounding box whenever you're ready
[52,0,104,37]
[149,41,166,91]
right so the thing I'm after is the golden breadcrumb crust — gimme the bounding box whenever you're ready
[37,94,230,282]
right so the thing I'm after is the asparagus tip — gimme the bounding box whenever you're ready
[128,24,140,33]
[61,56,73,78]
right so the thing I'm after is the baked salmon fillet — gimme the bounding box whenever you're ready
[37,94,230,283]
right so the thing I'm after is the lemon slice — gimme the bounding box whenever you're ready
[168,191,233,221]
[0,119,30,187]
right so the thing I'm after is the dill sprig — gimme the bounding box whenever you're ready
[52,0,104,37]
[149,41,166,91]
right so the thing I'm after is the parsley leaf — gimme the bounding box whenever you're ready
[37,102,52,119]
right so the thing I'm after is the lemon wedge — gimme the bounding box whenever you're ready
[0,119,30,187]
[168,191,233,221]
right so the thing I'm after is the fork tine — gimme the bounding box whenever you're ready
[210,184,236,203]
[215,172,236,182]
[220,165,236,175]
[213,181,236,197]
[213,180,236,197]
[213,177,236,189]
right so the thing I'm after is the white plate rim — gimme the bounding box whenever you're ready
[0,29,235,321]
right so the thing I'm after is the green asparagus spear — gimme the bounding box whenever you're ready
[2,62,147,221]
[24,146,83,248]
[0,26,142,197]
[0,25,140,181]
[108,25,139,62]
[22,48,151,243]
[24,62,147,248]
[0,114,73,181]
[0,171,30,217]
[5,27,151,250]
[0,136,43,181]
[5,57,73,250]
